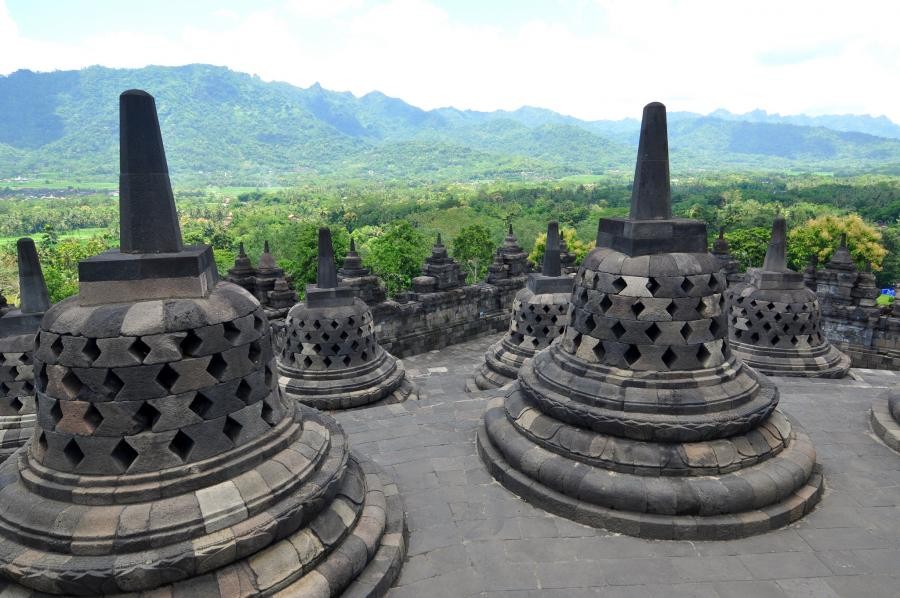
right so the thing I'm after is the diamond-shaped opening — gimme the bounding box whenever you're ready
[180,329,203,357]
[799,324,807,333]
[50,336,64,358]
[551,315,559,324]
[247,341,262,365]
[63,438,84,468]
[330,344,341,354]
[313,320,322,329]
[361,351,369,361]
[128,338,152,363]
[771,335,780,346]
[708,274,719,291]
[158,363,182,390]
[189,392,214,418]
[9,397,22,412]
[623,345,641,366]
[785,305,793,312]
[541,304,549,313]
[646,278,660,296]
[631,300,645,318]
[342,355,352,367]
[82,338,101,363]
[37,431,48,453]
[223,320,241,343]
[680,323,692,342]
[339,330,349,340]
[571,332,583,351]
[265,365,274,387]
[709,319,720,336]
[61,370,83,399]
[236,379,253,402]
[578,288,589,304]
[542,326,550,336]
[223,416,243,443]
[0,382,8,395]
[206,354,227,381]
[666,301,677,317]
[584,314,596,332]
[84,403,104,431]
[312,343,322,354]
[347,316,355,326]
[323,356,333,368]
[322,332,330,341]
[790,336,799,345]
[22,380,33,393]
[662,347,677,369]
[303,356,313,368]
[330,320,339,329]
[169,430,194,462]
[592,273,600,288]
[304,332,312,341]
[532,338,541,348]
[261,400,276,426]
[535,315,543,323]
[766,302,775,310]
[754,311,764,320]
[599,294,613,313]
[696,344,712,366]
[750,332,760,342]
[750,300,758,307]
[734,329,743,338]
[525,325,534,334]
[351,340,360,351]
[681,277,695,293]
[592,339,605,361]
[611,321,626,339]
[253,313,266,333]
[782,324,790,333]
[612,277,627,293]
[774,313,782,322]
[111,439,138,472]
[49,399,63,426]
[357,327,364,336]
[645,322,661,342]
[763,322,772,332]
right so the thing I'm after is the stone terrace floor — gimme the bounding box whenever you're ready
[333,333,900,598]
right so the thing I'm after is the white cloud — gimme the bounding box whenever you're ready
[1,0,898,122]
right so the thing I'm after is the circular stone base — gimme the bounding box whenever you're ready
[731,341,851,379]
[870,399,900,452]
[469,362,516,393]
[282,364,417,411]
[477,398,824,540]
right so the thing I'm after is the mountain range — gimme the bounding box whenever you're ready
[1,64,898,184]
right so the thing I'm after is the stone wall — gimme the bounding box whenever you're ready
[821,305,900,370]
[372,278,526,357]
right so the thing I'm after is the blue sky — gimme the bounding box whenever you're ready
[2,0,898,121]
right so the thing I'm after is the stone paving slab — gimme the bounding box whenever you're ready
[333,333,900,598]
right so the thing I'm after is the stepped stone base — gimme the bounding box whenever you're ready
[731,340,851,379]
[0,406,406,597]
[468,346,524,392]
[477,389,824,540]
[870,392,900,452]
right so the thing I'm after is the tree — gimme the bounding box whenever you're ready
[877,225,900,286]
[528,227,595,269]
[723,227,770,270]
[277,223,350,294]
[787,214,886,272]
[452,224,495,284]
[365,220,430,296]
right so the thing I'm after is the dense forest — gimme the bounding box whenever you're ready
[1,172,897,304]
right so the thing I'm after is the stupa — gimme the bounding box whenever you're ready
[727,216,850,378]
[338,238,387,305]
[277,228,416,410]
[412,233,463,293]
[477,102,823,539]
[225,241,297,320]
[710,227,742,283]
[0,90,405,595]
[0,238,50,462]
[872,390,900,452]
[486,223,530,284]
[469,221,573,391]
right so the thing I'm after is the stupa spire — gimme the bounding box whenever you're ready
[16,238,50,314]
[316,227,338,289]
[629,102,672,220]
[542,221,561,277]
[762,215,788,272]
[118,90,183,254]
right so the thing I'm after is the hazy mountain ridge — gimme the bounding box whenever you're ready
[1,64,899,183]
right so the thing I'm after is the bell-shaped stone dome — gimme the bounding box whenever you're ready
[477,102,823,539]
[0,90,405,596]
[277,228,416,409]
[727,216,850,378]
[470,221,573,391]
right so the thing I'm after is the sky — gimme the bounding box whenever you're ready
[1,0,898,122]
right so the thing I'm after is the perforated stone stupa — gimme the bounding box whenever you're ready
[469,221,573,391]
[0,90,405,596]
[0,238,50,462]
[476,102,823,539]
[277,228,416,410]
[486,223,530,284]
[711,227,742,283]
[226,241,297,320]
[872,389,900,452]
[727,216,850,378]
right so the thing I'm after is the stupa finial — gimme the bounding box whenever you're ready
[118,90,183,254]
[16,238,50,314]
[629,102,672,221]
[317,228,338,289]
[762,215,788,272]
[542,221,561,277]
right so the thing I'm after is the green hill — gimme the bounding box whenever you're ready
[1,64,899,185]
